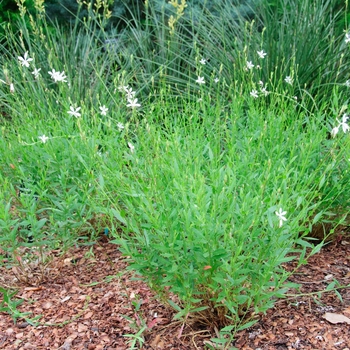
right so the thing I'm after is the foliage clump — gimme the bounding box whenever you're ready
[0,0,349,345]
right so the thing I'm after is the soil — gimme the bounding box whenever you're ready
[1,234,350,350]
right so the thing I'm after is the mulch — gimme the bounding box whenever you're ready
[1,234,350,350]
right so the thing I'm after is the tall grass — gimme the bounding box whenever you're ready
[99,0,350,111]
[0,0,349,345]
[257,0,350,110]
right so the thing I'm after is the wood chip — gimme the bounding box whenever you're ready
[323,312,350,324]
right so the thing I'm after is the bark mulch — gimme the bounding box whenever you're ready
[0,235,350,350]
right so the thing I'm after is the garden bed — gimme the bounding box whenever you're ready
[1,235,350,349]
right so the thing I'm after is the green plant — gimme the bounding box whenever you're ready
[0,287,41,325]
[0,2,115,273]
[0,287,90,326]
[121,295,148,349]
[0,0,349,346]
[98,0,350,116]
[255,0,350,110]
[108,88,349,338]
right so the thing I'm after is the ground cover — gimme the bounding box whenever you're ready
[0,234,350,349]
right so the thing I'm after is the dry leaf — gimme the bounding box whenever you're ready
[84,311,94,319]
[147,318,161,329]
[150,334,161,348]
[63,258,74,265]
[24,287,43,292]
[323,312,350,324]
[77,323,88,332]
[60,295,71,303]
[42,301,53,309]
[60,332,78,350]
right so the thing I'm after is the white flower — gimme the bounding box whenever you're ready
[250,89,259,98]
[257,50,267,59]
[126,98,141,108]
[32,68,41,79]
[332,114,349,137]
[214,77,219,83]
[10,83,15,93]
[258,81,269,96]
[345,32,350,44]
[99,105,108,116]
[246,61,254,70]
[18,52,33,67]
[341,114,349,124]
[118,85,129,93]
[124,87,136,100]
[339,114,350,133]
[117,122,124,131]
[275,208,287,228]
[39,135,49,144]
[284,76,293,85]
[128,142,135,153]
[199,58,207,65]
[331,126,339,138]
[48,69,67,83]
[195,76,205,84]
[345,80,350,87]
[67,106,81,118]
[261,87,269,96]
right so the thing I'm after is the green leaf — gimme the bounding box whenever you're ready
[295,238,313,248]
[279,255,297,263]
[190,306,209,313]
[212,248,229,259]
[282,282,301,290]
[325,281,336,291]
[189,297,204,304]
[210,337,229,344]
[236,319,258,331]
[236,295,249,305]
[312,211,324,225]
[98,173,105,189]
[310,242,324,255]
[220,325,235,332]
[296,196,304,207]
[334,289,343,303]
[167,299,182,312]
[318,174,326,189]
[111,208,127,225]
